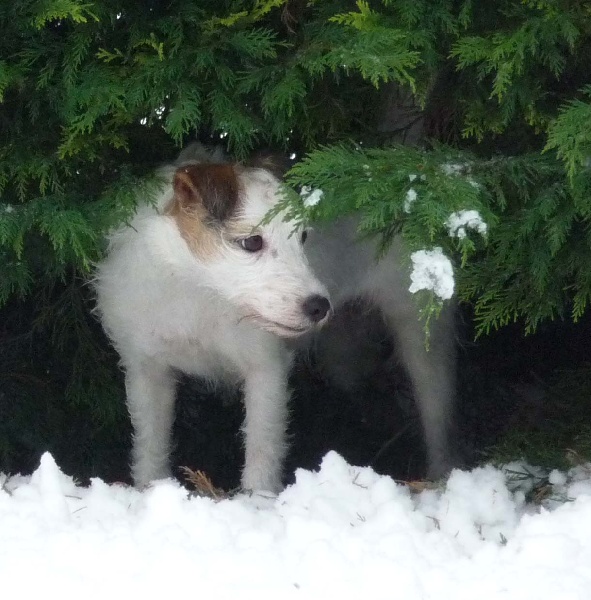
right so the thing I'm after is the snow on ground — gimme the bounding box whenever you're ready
[1,452,591,600]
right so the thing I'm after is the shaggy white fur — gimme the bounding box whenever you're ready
[95,147,330,492]
[94,146,456,492]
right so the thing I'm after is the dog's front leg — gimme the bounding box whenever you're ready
[124,359,177,488]
[240,347,292,494]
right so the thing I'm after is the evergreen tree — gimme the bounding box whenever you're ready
[1,0,590,477]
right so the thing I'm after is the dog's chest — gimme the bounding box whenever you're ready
[167,340,242,383]
[146,306,253,384]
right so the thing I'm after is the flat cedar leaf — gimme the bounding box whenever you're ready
[32,0,98,28]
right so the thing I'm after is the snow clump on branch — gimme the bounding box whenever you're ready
[300,186,324,207]
[446,210,487,239]
[409,247,455,301]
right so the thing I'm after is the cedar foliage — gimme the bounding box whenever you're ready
[1,0,591,475]
[2,0,590,330]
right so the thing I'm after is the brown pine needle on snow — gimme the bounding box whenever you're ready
[179,467,228,500]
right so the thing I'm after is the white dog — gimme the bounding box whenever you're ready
[94,146,456,492]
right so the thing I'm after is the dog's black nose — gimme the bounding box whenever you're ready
[302,294,331,323]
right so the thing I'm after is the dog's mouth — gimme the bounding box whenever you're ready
[259,319,312,338]
[240,315,317,338]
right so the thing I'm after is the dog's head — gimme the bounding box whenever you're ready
[166,162,331,337]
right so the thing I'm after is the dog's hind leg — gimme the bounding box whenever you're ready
[239,345,292,494]
[377,294,457,479]
[124,359,177,487]
[362,242,457,479]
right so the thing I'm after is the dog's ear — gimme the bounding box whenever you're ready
[245,152,291,179]
[172,163,240,223]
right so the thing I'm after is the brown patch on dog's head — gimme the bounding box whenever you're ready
[166,163,243,258]
[171,163,241,223]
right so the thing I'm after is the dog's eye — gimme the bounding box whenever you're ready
[239,235,264,252]
[300,230,308,244]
